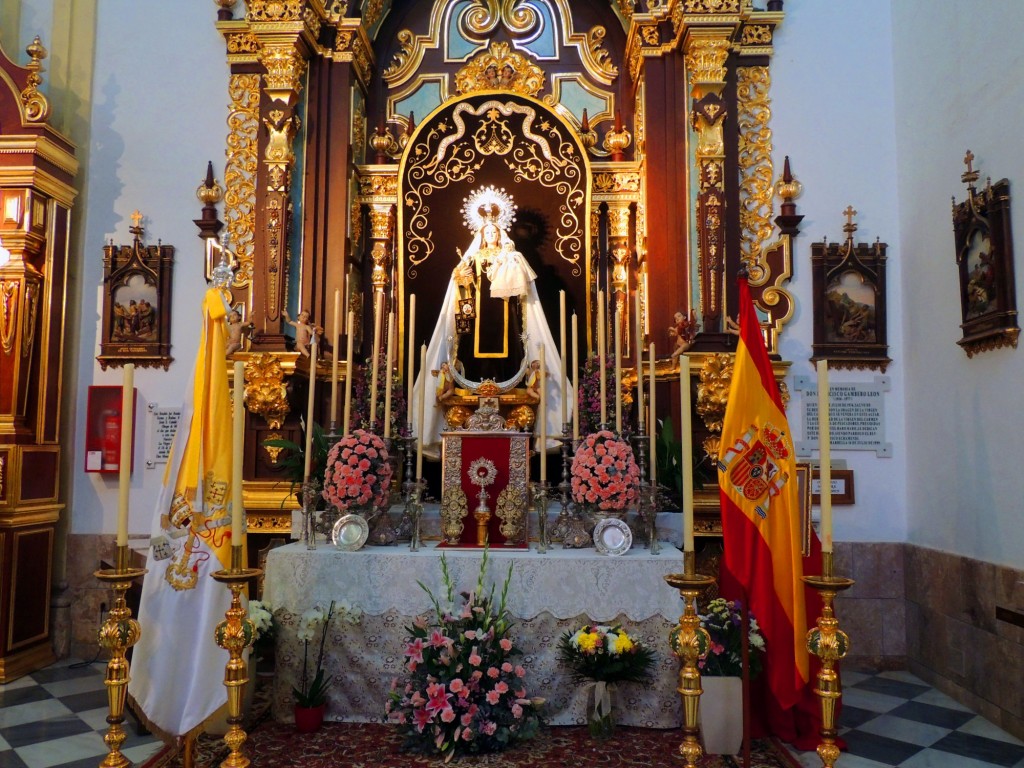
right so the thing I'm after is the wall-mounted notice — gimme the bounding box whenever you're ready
[794,374,892,458]
[147,404,181,468]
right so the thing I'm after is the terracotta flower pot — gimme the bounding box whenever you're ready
[294,703,326,733]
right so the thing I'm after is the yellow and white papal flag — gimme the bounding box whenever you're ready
[128,286,245,739]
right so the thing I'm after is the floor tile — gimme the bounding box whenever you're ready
[57,688,109,713]
[0,699,73,729]
[959,716,1024,747]
[901,747,1019,768]
[0,676,38,692]
[888,701,976,730]
[855,713,950,748]
[930,730,1024,767]
[1,714,92,748]
[0,749,30,767]
[912,688,974,712]
[844,729,923,765]
[854,675,931,701]
[75,706,111,732]
[27,663,102,685]
[877,669,927,685]
[840,670,872,687]
[14,731,107,768]
[0,732,10,750]
[40,674,106,699]
[842,686,907,714]
[122,741,167,765]
[839,705,883,729]
[0,686,50,710]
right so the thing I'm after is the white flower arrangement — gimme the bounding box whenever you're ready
[247,599,274,644]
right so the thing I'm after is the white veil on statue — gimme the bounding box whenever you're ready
[411,187,572,458]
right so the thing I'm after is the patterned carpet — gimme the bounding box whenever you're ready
[141,722,800,768]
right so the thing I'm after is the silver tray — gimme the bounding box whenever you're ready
[332,513,369,551]
[593,517,632,556]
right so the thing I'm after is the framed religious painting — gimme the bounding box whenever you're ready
[810,206,891,372]
[97,213,174,370]
[952,151,1019,357]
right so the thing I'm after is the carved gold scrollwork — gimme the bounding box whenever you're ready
[441,438,468,543]
[455,42,546,98]
[21,36,50,123]
[737,66,774,279]
[22,280,39,358]
[461,0,538,38]
[247,0,304,22]
[227,33,261,55]
[263,432,284,464]
[243,353,290,429]
[696,352,733,459]
[684,0,741,12]
[741,24,773,45]
[496,484,526,543]
[225,74,260,287]
[0,281,18,354]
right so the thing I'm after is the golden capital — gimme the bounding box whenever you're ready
[368,205,393,240]
[258,41,307,106]
[685,35,731,96]
[607,205,631,239]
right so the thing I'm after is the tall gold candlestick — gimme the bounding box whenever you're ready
[407,294,416,429]
[635,291,644,428]
[539,345,546,482]
[330,289,340,428]
[303,336,317,481]
[559,290,567,426]
[614,315,622,433]
[368,299,383,432]
[416,344,426,480]
[816,360,833,553]
[383,313,396,438]
[571,312,579,440]
[648,343,656,489]
[598,290,606,426]
[117,364,134,547]
[232,361,245,543]
[343,310,355,435]
[679,355,694,552]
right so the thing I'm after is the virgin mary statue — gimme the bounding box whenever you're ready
[412,185,572,457]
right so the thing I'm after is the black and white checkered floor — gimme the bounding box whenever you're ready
[1,661,1022,767]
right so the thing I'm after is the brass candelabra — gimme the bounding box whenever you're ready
[94,546,146,768]
[664,551,715,768]
[211,547,262,768]
[802,552,855,768]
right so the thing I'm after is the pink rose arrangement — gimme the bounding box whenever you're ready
[321,429,393,512]
[385,551,540,761]
[570,430,641,512]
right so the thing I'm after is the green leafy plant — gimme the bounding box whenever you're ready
[292,600,361,708]
[263,419,330,497]
[557,624,656,685]
[697,598,765,678]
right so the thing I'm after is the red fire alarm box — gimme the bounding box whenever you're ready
[85,385,137,474]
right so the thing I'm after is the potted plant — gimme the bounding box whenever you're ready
[557,623,655,737]
[263,419,330,502]
[292,600,362,733]
[695,597,765,755]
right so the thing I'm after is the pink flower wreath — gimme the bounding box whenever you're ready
[570,430,640,512]
[321,429,393,511]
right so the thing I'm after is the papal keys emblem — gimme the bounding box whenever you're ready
[718,422,792,520]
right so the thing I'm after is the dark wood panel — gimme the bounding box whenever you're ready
[8,527,52,651]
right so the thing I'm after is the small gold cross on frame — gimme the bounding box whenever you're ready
[963,149,975,175]
[842,205,858,236]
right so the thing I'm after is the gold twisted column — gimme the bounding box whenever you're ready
[664,551,716,768]
[94,547,146,768]
[211,548,262,768]
[802,552,855,768]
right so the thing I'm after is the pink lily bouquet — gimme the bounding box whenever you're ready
[321,429,393,512]
[570,430,641,512]
[385,551,541,762]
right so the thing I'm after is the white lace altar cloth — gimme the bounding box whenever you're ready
[263,542,686,727]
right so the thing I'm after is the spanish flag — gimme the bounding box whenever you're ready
[717,276,809,712]
[128,287,243,739]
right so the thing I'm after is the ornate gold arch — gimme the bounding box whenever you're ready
[399,93,590,278]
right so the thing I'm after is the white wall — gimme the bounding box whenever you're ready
[69,2,229,538]
[770,0,907,544]
[891,0,1024,568]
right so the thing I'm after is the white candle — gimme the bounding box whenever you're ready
[571,312,579,441]
[368,299,383,432]
[614,314,622,433]
[816,360,833,554]
[634,290,643,431]
[416,344,426,480]
[680,355,694,552]
[342,310,355,435]
[407,294,416,430]
[539,345,546,482]
[117,363,134,548]
[559,291,567,427]
[303,336,317,481]
[232,360,245,544]
[648,343,656,493]
[330,289,340,429]
[383,313,395,438]
[598,290,606,426]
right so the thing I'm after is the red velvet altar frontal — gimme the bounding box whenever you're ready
[439,432,530,548]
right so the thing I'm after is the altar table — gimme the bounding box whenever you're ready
[263,542,687,728]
